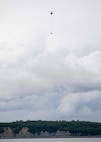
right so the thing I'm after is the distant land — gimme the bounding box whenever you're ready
[0,120,101,138]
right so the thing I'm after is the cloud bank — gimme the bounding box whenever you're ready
[0,35,101,122]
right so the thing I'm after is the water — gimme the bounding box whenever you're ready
[0,138,101,142]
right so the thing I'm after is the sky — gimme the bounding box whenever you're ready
[0,0,101,122]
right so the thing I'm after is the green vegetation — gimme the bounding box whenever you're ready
[0,127,4,134]
[0,120,101,136]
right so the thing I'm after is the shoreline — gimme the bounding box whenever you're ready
[1,136,101,139]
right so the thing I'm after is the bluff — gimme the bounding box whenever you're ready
[0,127,70,138]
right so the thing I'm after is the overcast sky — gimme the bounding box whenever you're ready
[0,0,101,122]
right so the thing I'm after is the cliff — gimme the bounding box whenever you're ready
[0,127,71,138]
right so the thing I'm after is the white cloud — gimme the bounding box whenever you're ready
[58,91,101,120]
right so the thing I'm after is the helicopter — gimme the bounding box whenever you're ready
[50,11,54,34]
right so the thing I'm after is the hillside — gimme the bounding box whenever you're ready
[0,120,101,138]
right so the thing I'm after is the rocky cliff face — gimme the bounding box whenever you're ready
[0,127,14,138]
[0,127,71,138]
[16,127,34,138]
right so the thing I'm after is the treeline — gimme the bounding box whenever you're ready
[0,120,101,136]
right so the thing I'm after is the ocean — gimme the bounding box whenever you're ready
[0,138,101,142]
